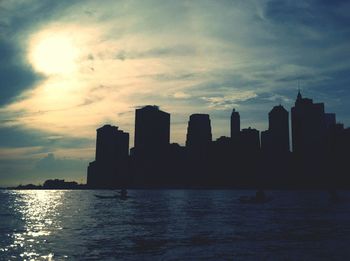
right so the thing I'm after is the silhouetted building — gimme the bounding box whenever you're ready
[326,122,344,152]
[291,91,326,155]
[230,109,240,138]
[211,136,233,161]
[43,179,79,189]
[261,105,289,153]
[87,124,129,188]
[325,113,336,130]
[186,114,212,150]
[134,105,170,157]
[185,114,212,182]
[241,127,260,153]
[324,114,339,157]
[261,130,272,152]
[95,125,129,163]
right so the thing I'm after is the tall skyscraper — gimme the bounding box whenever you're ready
[95,125,129,163]
[261,105,290,153]
[134,105,170,157]
[186,114,212,149]
[87,124,129,188]
[230,109,240,138]
[291,91,326,155]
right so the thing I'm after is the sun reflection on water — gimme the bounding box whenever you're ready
[5,190,65,260]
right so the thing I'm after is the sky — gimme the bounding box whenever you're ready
[0,0,349,186]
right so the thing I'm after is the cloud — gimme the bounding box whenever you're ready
[35,153,86,171]
[0,153,89,187]
[0,40,42,105]
[1,0,349,142]
[0,146,43,160]
[173,92,191,99]
[115,45,196,61]
[201,91,258,110]
[1,0,350,186]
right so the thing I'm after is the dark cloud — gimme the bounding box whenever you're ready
[115,45,195,61]
[0,1,82,34]
[264,0,350,25]
[0,126,93,149]
[264,0,350,41]
[0,40,42,105]
[77,97,103,107]
[148,73,196,81]
[35,153,85,172]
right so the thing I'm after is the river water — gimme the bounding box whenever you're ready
[1,190,350,260]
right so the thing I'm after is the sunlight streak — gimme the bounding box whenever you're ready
[7,190,65,260]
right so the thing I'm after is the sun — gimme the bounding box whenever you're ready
[28,31,79,75]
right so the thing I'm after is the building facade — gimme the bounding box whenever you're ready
[134,105,170,157]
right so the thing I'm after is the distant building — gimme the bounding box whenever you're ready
[291,91,326,155]
[261,105,289,153]
[230,109,240,139]
[43,179,79,189]
[186,114,212,150]
[212,136,233,158]
[87,124,129,188]
[325,113,336,130]
[261,130,272,153]
[134,105,170,157]
[241,127,260,153]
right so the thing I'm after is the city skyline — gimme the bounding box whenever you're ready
[1,0,350,186]
[86,91,349,189]
[1,89,349,187]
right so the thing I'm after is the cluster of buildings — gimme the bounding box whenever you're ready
[87,92,350,189]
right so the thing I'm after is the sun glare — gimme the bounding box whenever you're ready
[29,32,79,75]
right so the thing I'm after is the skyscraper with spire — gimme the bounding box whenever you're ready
[291,91,326,155]
[230,109,240,139]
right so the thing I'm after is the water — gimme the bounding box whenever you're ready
[1,190,350,260]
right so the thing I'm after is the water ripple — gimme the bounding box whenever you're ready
[1,190,350,260]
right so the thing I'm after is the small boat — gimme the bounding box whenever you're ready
[238,196,271,204]
[239,190,271,204]
[94,194,119,199]
[95,189,129,200]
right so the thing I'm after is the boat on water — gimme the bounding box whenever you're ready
[239,190,271,204]
[95,189,128,200]
[94,194,119,199]
[238,196,271,204]
[94,194,129,200]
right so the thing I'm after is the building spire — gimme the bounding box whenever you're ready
[297,79,302,100]
[297,89,302,99]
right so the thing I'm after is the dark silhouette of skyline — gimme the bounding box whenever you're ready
[87,91,350,189]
